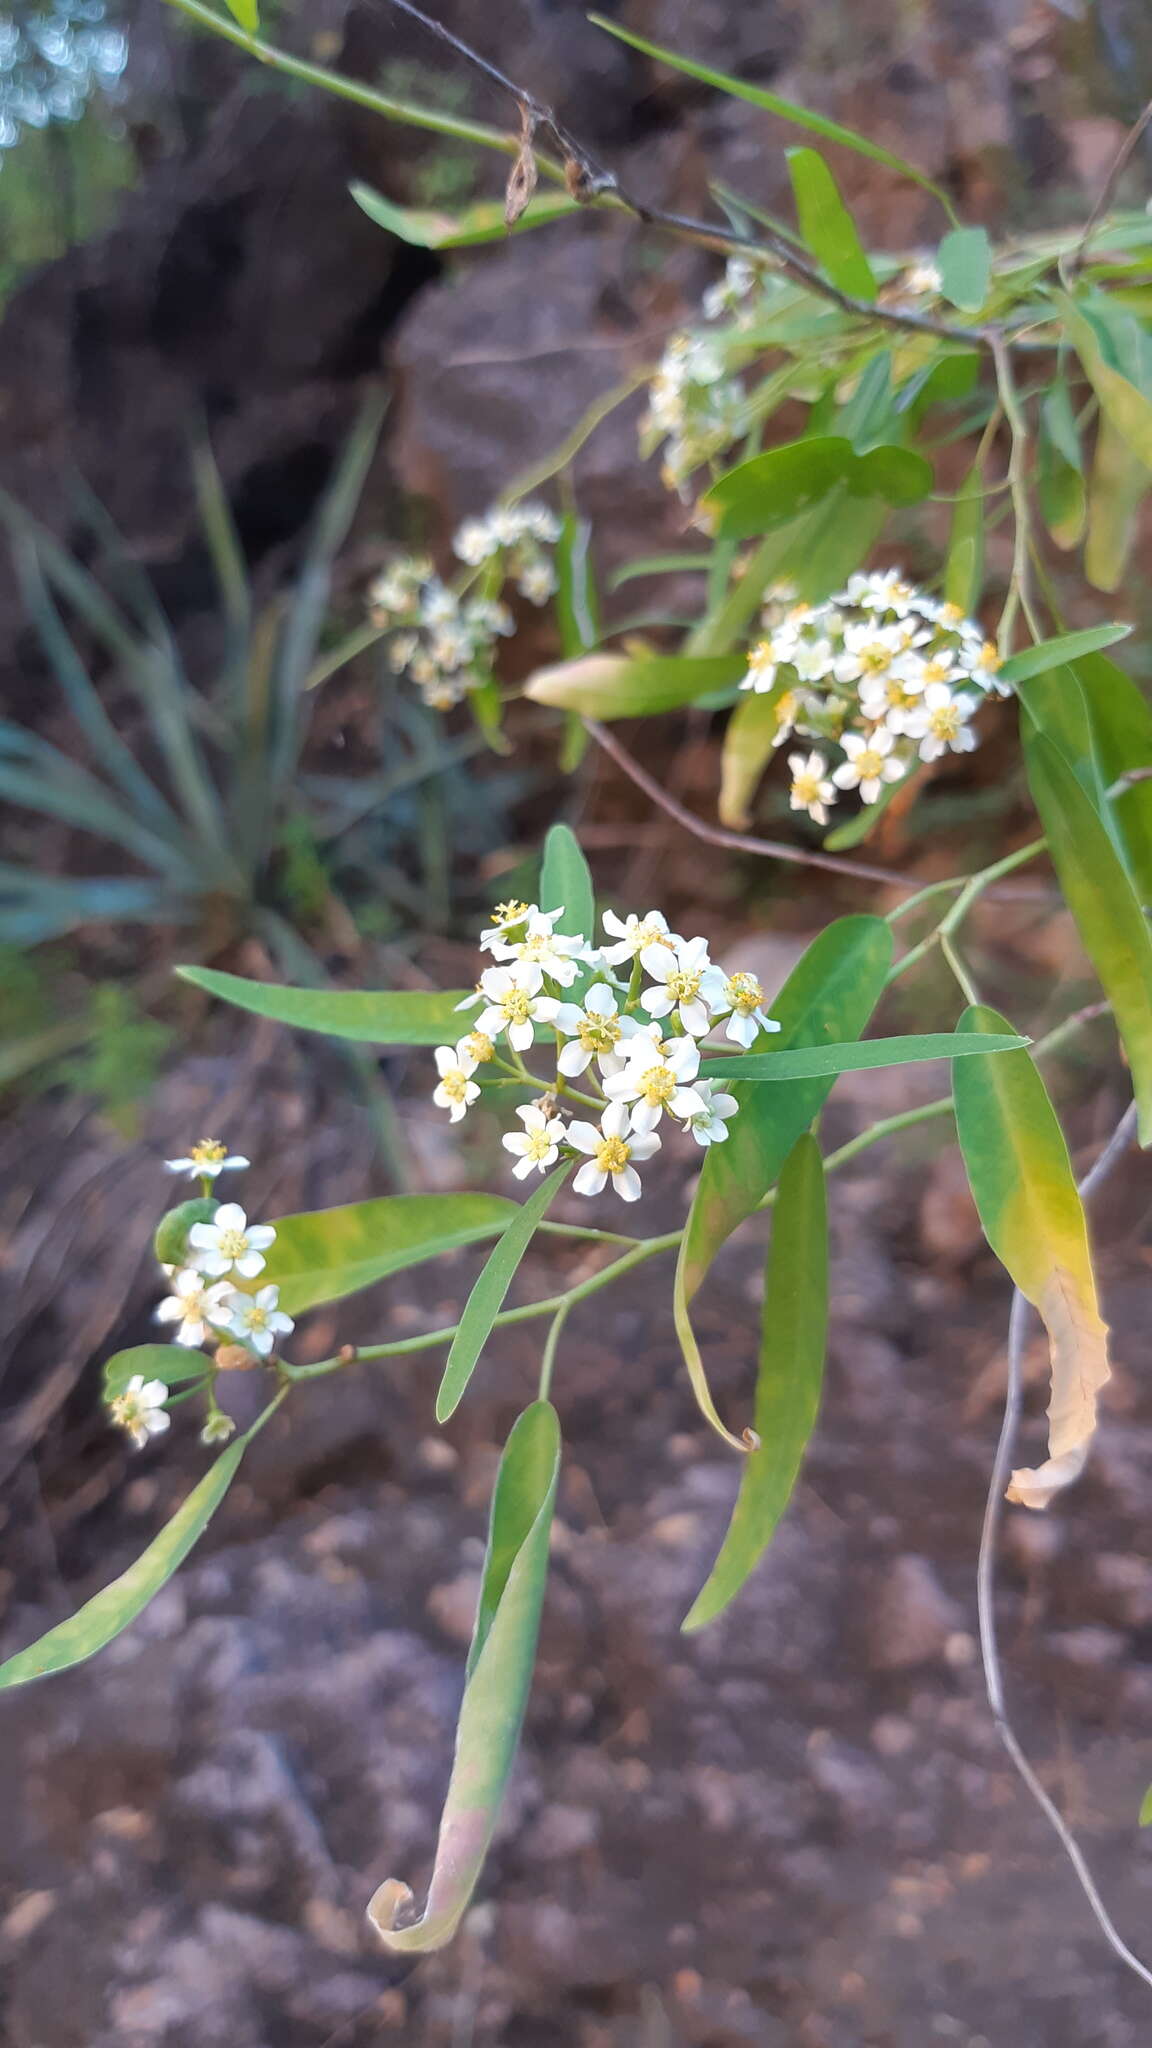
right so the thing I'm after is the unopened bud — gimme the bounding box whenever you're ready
[215,1344,260,1373]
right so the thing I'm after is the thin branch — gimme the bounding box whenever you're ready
[583,715,921,889]
[976,1101,1152,1992]
[378,0,1002,352]
[1072,98,1152,270]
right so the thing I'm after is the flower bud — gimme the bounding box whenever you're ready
[215,1343,260,1373]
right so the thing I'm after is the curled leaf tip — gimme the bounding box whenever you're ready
[741,1426,761,1451]
[367,1877,416,1939]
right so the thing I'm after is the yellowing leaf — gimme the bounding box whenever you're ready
[524,651,744,718]
[719,684,789,828]
[953,1005,1111,1509]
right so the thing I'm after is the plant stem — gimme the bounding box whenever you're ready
[537,1298,572,1400]
[887,837,1046,985]
[992,334,1044,651]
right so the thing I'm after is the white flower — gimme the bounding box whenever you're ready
[600,907,673,965]
[186,1203,276,1280]
[432,1042,482,1121]
[742,638,780,694]
[831,729,908,805]
[551,983,636,1077]
[479,899,548,951]
[899,681,980,761]
[789,637,837,685]
[566,1101,660,1203]
[472,965,559,1051]
[684,1080,740,1146]
[964,639,1008,694]
[109,1376,171,1449]
[788,749,837,827]
[832,619,910,687]
[714,970,782,1048]
[604,1033,706,1133]
[902,262,942,299]
[223,1284,295,1358]
[155,1268,234,1347]
[454,516,495,566]
[493,912,589,986]
[516,556,557,605]
[640,934,726,1037]
[502,1103,567,1179]
[164,1139,249,1180]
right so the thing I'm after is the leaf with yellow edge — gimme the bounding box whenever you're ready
[524,650,744,719]
[368,1401,559,1951]
[953,1005,1111,1509]
[719,682,789,828]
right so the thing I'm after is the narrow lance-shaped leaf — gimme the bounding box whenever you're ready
[1025,732,1152,1144]
[368,1400,560,1952]
[539,822,594,942]
[350,182,580,247]
[177,966,474,1046]
[1084,415,1149,595]
[701,1030,1026,1082]
[245,1193,519,1316]
[587,14,958,218]
[525,651,745,719]
[683,1135,828,1631]
[1075,651,1152,904]
[680,915,892,1302]
[437,1164,572,1421]
[786,147,876,299]
[0,1401,280,1690]
[944,458,986,614]
[996,623,1131,687]
[719,682,789,830]
[953,1006,1112,1508]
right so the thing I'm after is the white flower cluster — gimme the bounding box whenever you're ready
[430,900,782,1204]
[640,331,748,494]
[366,499,559,711]
[453,500,561,604]
[740,570,1012,826]
[109,1153,293,1450]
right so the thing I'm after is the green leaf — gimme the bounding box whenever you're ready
[701,1030,1026,1082]
[251,1193,519,1316]
[679,915,892,1302]
[221,0,259,34]
[1075,652,1152,902]
[177,967,473,1046]
[350,182,579,248]
[436,1165,572,1421]
[944,459,986,613]
[102,1344,211,1399]
[683,1135,828,1631]
[1059,291,1152,470]
[525,650,745,718]
[718,683,788,829]
[1037,413,1086,552]
[786,147,876,299]
[587,15,957,219]
[554,514,600,657]
[936,226,992,312]
[368,1400,560,1952]
[953,1005,1110,1507]
[1025,731,1152,1144]
[834,350,895,452]
[0,1406,276,1689]
[704,436,932,540]
[539,823,594,943]
[1084,416,1149,593]
[997,624,1131,687]
[1139,1785,1152,1828]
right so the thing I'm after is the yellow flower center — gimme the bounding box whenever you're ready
[666,968,703,1005]
[110,1392,142,1429]
[928,704,962,740]
[524,1128,555,1161]
[520,932,558,963]
[885,680,917,709]
[217,1227,250,1258]
[975,641,999,674]
[245,1304,271,1332]
[938,601,964,626]
[793,770,824,806]
[577,1014,620,1053]
[595,1135,632,1174]
[191,1139,227,1166]
[441,1069,471,1103]
[858,643,892,675]
[726,972,765,1015]
[637,1063,676,1107]
[462,1032,494,1064]
[502,989,533,1026]
[855,748,885,780]
[922,656,952,686]
[493,900,531,927]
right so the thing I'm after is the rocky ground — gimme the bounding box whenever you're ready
[3,1024,1152,2047]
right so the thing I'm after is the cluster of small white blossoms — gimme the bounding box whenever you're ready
[430,901,781,1204]
[106,1145,292,1451]
[740,570,1013,826]
[366,500,560,710]
[639,329,748,494]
